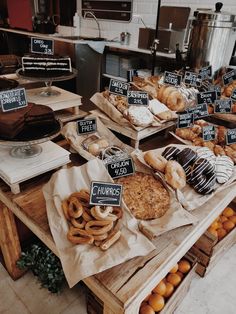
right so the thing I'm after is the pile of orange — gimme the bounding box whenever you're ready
[139,259,191,314]
[207,206,236,242]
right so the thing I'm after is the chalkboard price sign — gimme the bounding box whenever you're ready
[164,71,182,86]
[90,181,122,206]
[226,129,236,145]
[231,88,236,101]
[214,99,232,114]
[109,79,130,97]
[197,91,217,105]
[31,37,54,55]
[0,88,27,112]
[77,118,97,135]
[127,91,149,106]
[194,104,209,120]
[183,71,202,87]
[177,113,194,129]
[199,65,212,80]
[202,125,216,142]
[106,157,134,179]
[223,70,236,86]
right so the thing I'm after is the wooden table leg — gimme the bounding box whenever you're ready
[0,202,25,279]
[130,139,139,149]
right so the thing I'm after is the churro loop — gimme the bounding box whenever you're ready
[67,227,94,245]
[90,206,117,221]
[93,233,108,241]
[82,208,93,222]
[95,206,113,219]
[68,197,83,218]
[62,200,70,220]
[85,220,113,235]
[69,189,90,206]
[112,207,123,219]
[71,217,86,229]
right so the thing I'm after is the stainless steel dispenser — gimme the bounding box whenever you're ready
[188,2,236,73]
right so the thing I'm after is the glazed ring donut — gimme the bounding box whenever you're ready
[68,197,83,219]
[62,200,70,220]
[69,189,90,206]
[85,220,113,235]
[144,151,167,173]
[165,160,186,190]
[67,227,94,245]
[82,208,94,222]
[112,207,123,219]
[71,216,86,229]
[162,86,176,104]
[166,91,185,112]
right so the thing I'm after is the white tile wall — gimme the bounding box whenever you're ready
[71,0,236,45]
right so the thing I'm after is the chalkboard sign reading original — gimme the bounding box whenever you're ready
[183,71,202,87]
[214,99,232,114]
[127,91,149,106]
[77,118,97,135]
[31,37,54,55]
[90,182,122,206]
[226,129,236,145]
[177,113,194,129]
[202,125,216,142]
[106,157,134,179]
[0,88,27,112]
[231,88,236,101]
[163,71,182,86]
[109,79,130,97]
[223,69,236,86]
[197,91,217,105]
[199,65,212,80]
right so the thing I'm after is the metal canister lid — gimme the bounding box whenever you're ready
[194,2,236,23]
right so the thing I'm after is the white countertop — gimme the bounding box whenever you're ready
[0,27,175,58]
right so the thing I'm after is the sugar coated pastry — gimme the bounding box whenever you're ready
[215,156,234,184]
[162,146,181,160]
[127,106,154,127]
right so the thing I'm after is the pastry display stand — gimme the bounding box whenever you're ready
[0,149,235,312]
[91,109,175,149]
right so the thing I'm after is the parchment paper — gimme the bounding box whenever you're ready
[135,144,236,211]
[43,159,155,287]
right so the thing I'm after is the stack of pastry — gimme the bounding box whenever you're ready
[62,189,122,250]
[157,85,186,112]
[222,80,236,97]
[175,120,236,164]
[132,76,160,99]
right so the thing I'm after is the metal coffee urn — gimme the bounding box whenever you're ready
[188,2,236,73]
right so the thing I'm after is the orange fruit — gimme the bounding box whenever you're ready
[176,271,184,279]
[166,273,182,286]
[210,221,218,229]
[217,228,227,241]
[229,215,236,224]
[153,280,166,296]
[223,220,235,232]
[222,207,235,217]
[169,264,178,273]
[207,227,218,238]
[178,260,191,273]
[148,294,165,312]
[163,282,174,298]
[140,304,155,314]
[219,215,228,223]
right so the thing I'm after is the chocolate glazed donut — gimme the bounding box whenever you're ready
[162,146,181,160]
[190,158,216,194]
[177,148,198,169]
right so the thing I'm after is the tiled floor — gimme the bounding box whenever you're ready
[0,244,236,314]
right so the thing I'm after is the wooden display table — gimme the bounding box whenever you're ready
[0,155,236,313]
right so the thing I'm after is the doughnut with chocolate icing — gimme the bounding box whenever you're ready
[177,148,197,169]
[162,146,181,160]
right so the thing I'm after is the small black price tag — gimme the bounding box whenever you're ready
[163,71,182,86]
[223,70,236,86]
[202,125,216,142]
[183,71,202,87]
[177,113,194,129]
[207,84,221,98]
[214,99,232,114]
[31,37,54,55]
[127,91,149,106]
[0,88,27,112]
[109,79,130,97]
[89,181,122,206]
[197,91,217,105]
[199,65,212,80]
[231,88,236,101]
[226,129,236,145]
[77,118,97,135]
[194,104,209,119]
[106,157,134,179]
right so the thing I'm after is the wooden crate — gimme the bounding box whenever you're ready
[190,200,236,277]
[86,252,197,314]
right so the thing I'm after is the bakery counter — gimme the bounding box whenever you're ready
[0,147,236,313]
